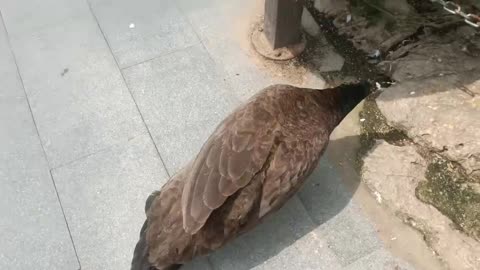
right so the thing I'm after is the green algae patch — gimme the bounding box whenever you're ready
[416,156,480,241]
[356,94,409,171]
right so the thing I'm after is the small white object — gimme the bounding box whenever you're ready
[410,91,416,95]
[374,191,383,204]
[129,23,135,29]
[375,82,382,90]
[369,49,381,58]
[391,237,397,241]
[360,118,366,122]
[346,14,352,23]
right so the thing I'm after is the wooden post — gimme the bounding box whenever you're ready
[264,0,305,49]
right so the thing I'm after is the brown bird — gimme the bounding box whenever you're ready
[131,82,371,270]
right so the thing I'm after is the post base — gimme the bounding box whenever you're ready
[251,26,307,61]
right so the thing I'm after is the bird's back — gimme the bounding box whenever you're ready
[132,83,369,270]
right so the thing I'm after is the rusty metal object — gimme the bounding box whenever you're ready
[431,0,480,28]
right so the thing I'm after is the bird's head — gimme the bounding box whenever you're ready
[335,80,372,118]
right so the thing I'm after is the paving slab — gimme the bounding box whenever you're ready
[9,16,145,168]
[182,257,213,270]
[89,0,199,68]
[0,0,90,36]
[51,134,168,270]
[123,44,238,174]
[176,0,327,102]
[344,249,415,270]
[299,159,383,266]
[0,22,79,270]
[209,196,342,270]
[318,206,383,267]
[176,0,276,101]
[299,159,354,225]
[0,15,22,99]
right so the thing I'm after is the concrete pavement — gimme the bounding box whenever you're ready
[0,0,413,269]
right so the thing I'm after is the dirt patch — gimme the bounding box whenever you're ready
[305,0,392,85]
[356,92,480,246]
[362,140,480,270]
[238,2,393,88]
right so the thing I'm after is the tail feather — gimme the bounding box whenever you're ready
[131,219,153,270]
[131,191,158,270]
[130,222,182,270]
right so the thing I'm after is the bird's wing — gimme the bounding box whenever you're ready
[259,133,329,218]
[181,101,278,234]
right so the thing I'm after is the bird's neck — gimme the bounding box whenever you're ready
[308,89,342,130]
[310,85,367,129]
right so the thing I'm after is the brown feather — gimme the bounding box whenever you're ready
[131,82,371,270]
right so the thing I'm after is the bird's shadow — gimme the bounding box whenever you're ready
[181,134,368,270]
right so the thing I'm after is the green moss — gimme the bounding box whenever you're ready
[306,0,480,242]
[359,94,407,143]
[416,156,480,241]
[355,94,409,171]
[356,95,480,241]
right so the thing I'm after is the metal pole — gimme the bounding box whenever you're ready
[264,0,305,49]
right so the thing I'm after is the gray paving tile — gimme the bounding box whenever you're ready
[9,16,145,167]
[89,0,199,68]
[198,39,274,102]
[182,257,213,270]
[249,231,341,270]
[52,133,168,270]
[123,44,238,174]
[209,196,342,270]
[176,0,274,101]
[299,159,383,266]
[299,159,354,225]
[0,0,90,36]
[344,249,415,270]
[319,209,383,267]
[0,16,22,99]
[0,26,78,270]
[176,0,327,102]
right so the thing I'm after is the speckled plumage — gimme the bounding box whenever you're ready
[131,83,371,270]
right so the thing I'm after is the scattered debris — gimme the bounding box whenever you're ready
[60,68,69,77]
[368,49,381,59]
